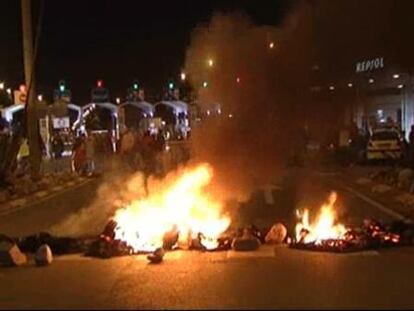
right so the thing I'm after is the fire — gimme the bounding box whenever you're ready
[113,163,231,252]
[295,192,348,244]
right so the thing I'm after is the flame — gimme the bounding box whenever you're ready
[295,192,348,244]
[113,163,231,252]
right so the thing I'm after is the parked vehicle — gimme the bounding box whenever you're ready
[366,128,403,161]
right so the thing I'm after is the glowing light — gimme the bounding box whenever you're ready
[202,81,208,88]
[329,86,335,91]
[19,84,26,93]
[398,84,404,89]
[295,192,347,244]
[393,74,400,79]
[6,88,11,95]
[228,114,233,118]
[180,72,186,81]
[347,82,353,88]
[206,110,210,116]
[0,82,4,90]
[113,164,231,252]
[97,80,103,88]
[207,59,214,67]
[269,42,275,49]
[169,82,174,90]
[37,94,43,101]
[116,97,121,104]
[236,77,241,83]
[368,78,374,84]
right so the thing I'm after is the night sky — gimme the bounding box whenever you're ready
[0,0,292,104]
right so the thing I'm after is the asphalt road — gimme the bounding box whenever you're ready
[0,167,413,309]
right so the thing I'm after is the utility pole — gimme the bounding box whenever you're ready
[21,0,41,179]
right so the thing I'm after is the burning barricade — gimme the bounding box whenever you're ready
[290,191,411,253]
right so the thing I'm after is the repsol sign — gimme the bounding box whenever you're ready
[356,57,384,73]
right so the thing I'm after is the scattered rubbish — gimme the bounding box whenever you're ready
[147,247,165,263]
[265,223,288,244]
[0,235,27,267]
[35,244,53,266]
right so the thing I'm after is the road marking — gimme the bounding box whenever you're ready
[343,185,407,221]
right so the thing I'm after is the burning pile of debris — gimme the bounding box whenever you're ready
[290,192,414,253]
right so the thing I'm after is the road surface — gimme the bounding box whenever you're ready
[0,167,413,309]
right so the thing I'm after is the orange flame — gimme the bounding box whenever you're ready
[113,163,231,252]
[295,192,347,244]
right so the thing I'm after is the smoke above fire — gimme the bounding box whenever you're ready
[183,11,308,200]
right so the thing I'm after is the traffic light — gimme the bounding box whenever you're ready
[58,80,66,92]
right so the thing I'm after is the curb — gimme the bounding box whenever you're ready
[0,177,93,217]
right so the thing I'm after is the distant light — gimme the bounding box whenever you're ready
[180,72,186,81]
[206,110,210,115]
[169,82,174,90]
[133,83,139,90]
[377,109,383,115]
[0,82,4,90]
[269,42,275,49]
[329,85,335,91]
[19,84,26,93]
[37,94,43,101]
[393,74,400,79]
[236,77,241,83]
[228,114,233,118]
[97,80,103,88]
[217,108,221,115]
[116,97,121,104]
[6,88,11,95]
[208,58,214,67]
[368,78,374,84]
[59,84,65,92]
[202,81,208,88]
[398,84,404,89]
[347,82,353,88]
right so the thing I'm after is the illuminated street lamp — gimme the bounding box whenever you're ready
[398,84,404,89]
[368,78,374,84]
[180,72,186,81]
[0,82,4,90]
[202,81,208,88]
[236,77,241,83]
[168,82,174,90]
[37,94,43,101]
[116,97,121,104]
[269,42,275,49]
[6,88,11,95]
[393,74,400,79]
[207,58,214,67]
[329,85,335,91]
[347,82,353,88]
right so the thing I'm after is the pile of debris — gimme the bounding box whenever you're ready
[85,221,288,261]
[291,219,414,253]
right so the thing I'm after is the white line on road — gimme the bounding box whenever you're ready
[343,185,407,221]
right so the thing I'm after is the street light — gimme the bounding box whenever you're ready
[168,82,174,90]
[393,74,400,79]
[37,94,43,101]
[6,88,11,95]
[269,42,275,49]
[116,97,121,104]
[348,82,353,88]
[0,82,4,90]
[329,85,335,91]
[236,77,241,83]
[398,84,404,89]
[368,78,374,84]
[202,81,208,88]
[207,58,214,67]
[180,72,186,81]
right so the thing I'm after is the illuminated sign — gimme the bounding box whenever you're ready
[356,57,384,73]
